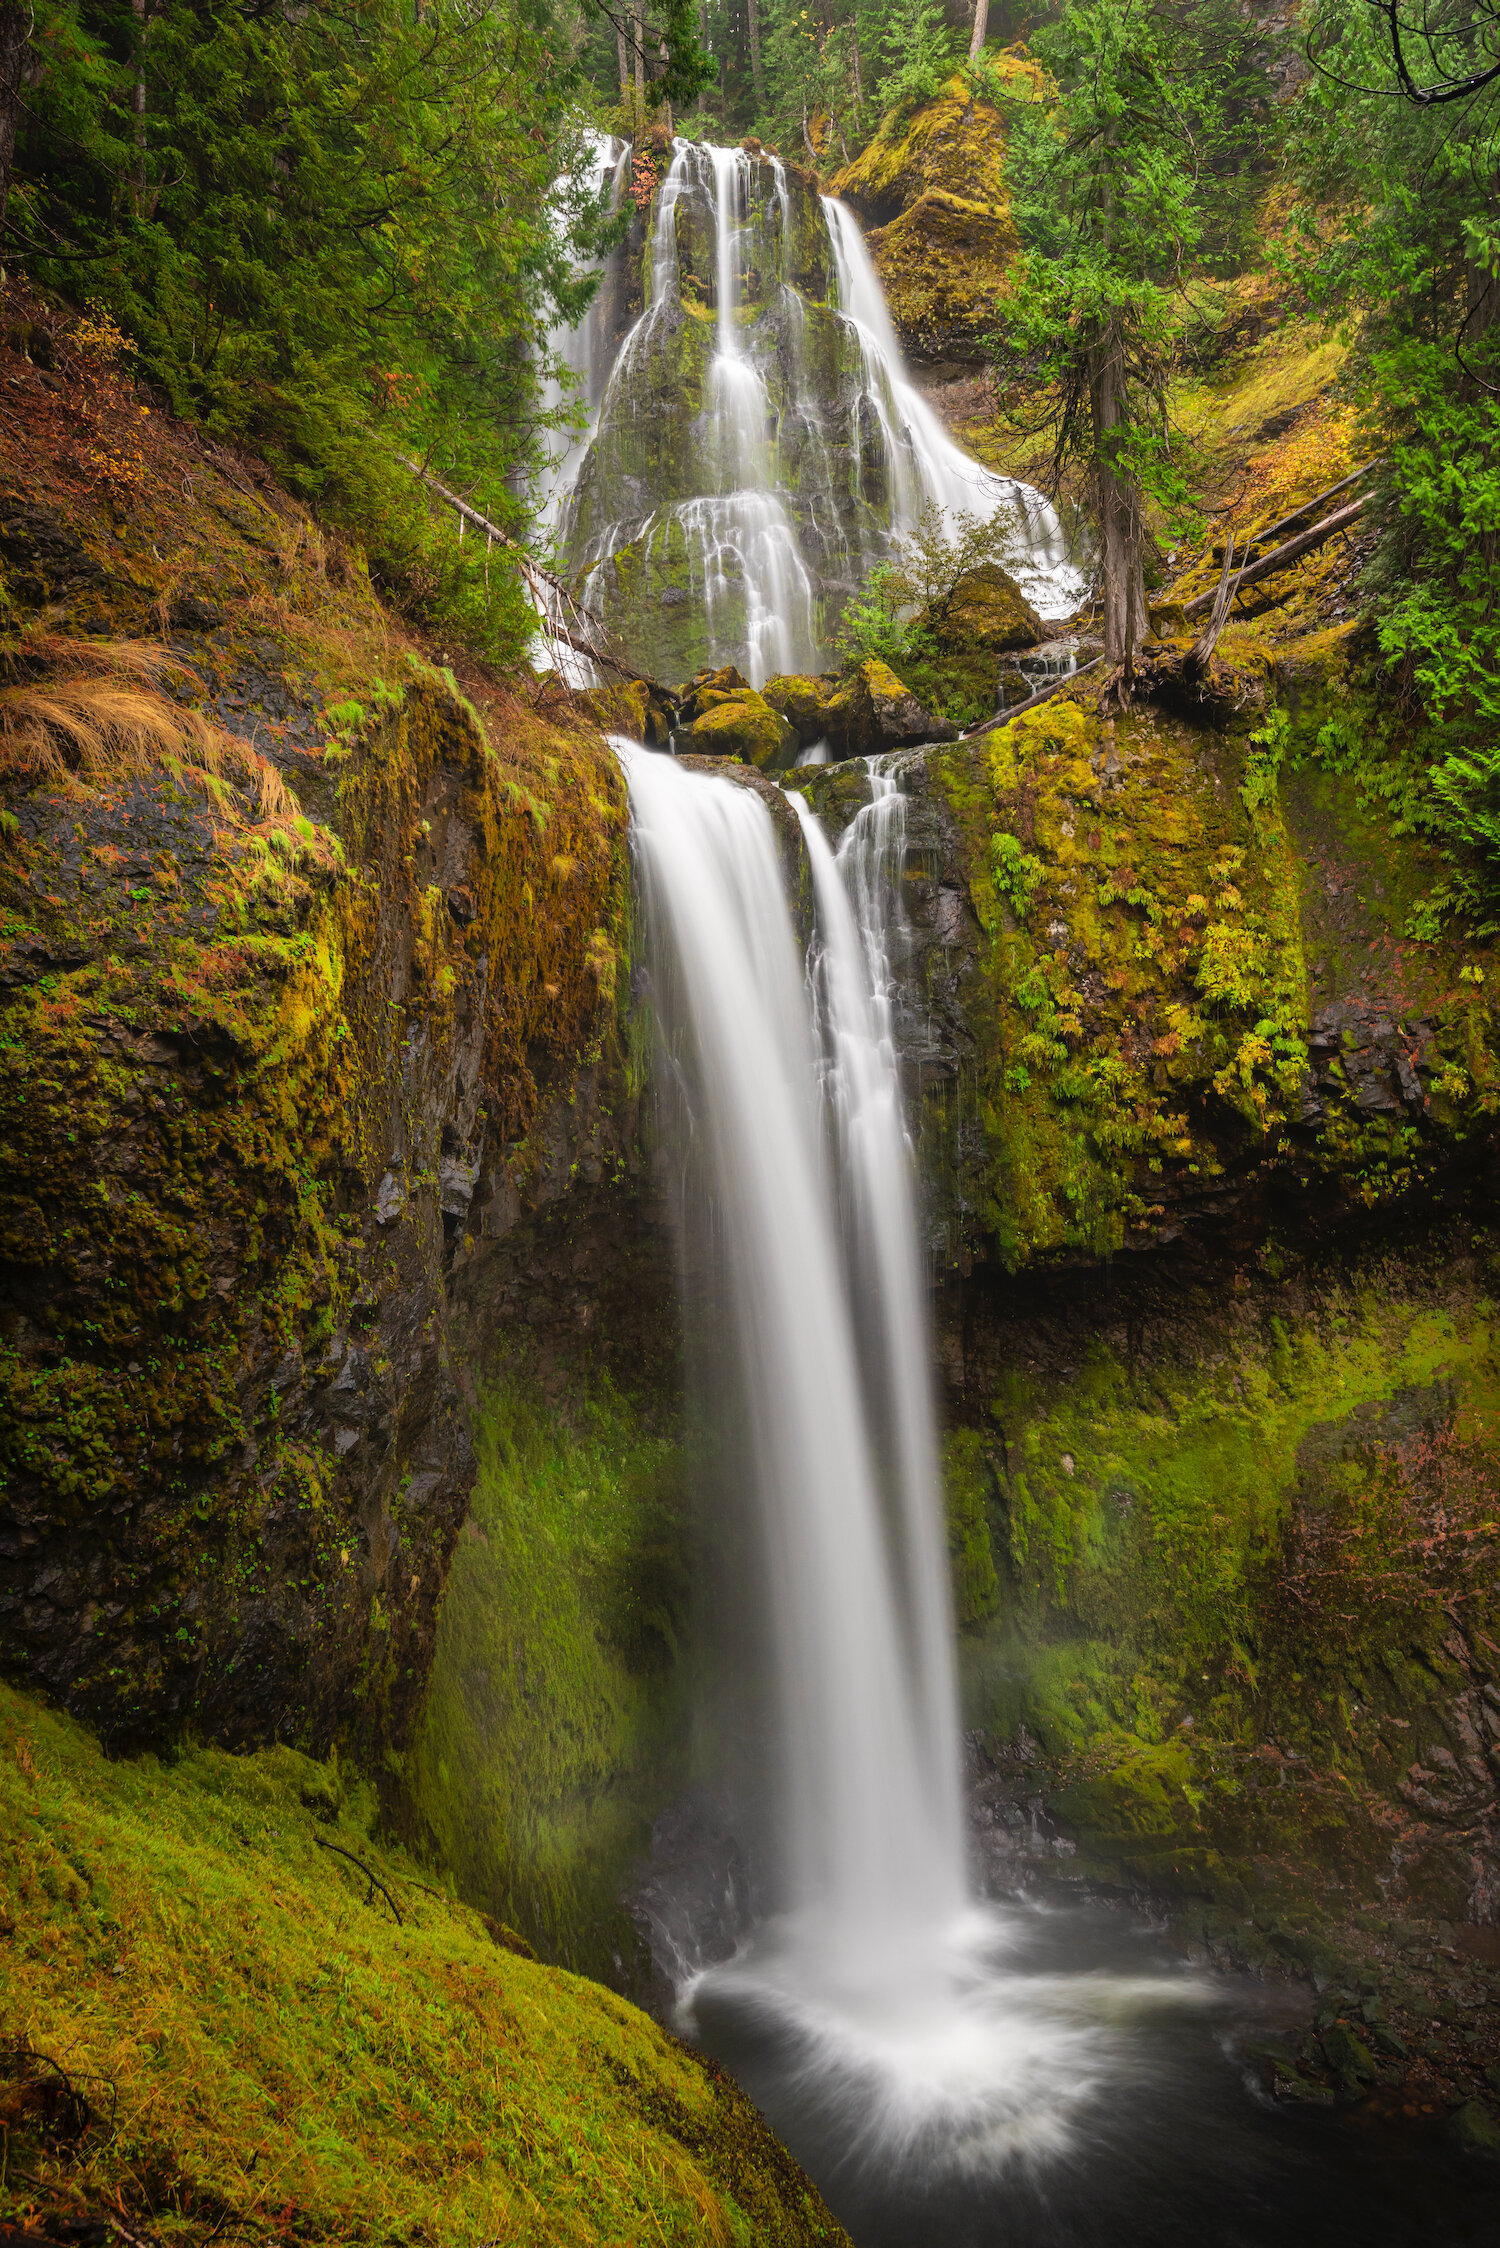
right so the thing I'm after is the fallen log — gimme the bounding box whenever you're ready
[1210,459,1380,565]
[959,655,1106,740]
[1183,495,1370,619]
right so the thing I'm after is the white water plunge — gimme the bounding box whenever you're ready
[616,738,1162,2185]
[535,130,632,541]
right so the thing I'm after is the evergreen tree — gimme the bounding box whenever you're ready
[0,0,705,658]
[996,0,1255,694]
[1293,0,1500,884]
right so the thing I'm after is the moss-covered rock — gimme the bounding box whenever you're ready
[0,1677,850,2247]
[689,688,798,769]
[828,68,1038,362]
[907,562,1047,720]
[0,325,638,1764]
[935,563,1044,656]
[824,656,958,756]
[762,672,838,744]
[867,190,1020,366]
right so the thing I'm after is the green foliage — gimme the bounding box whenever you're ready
[9,1,643,661]
[991,829,1046,917]
[834,502,1029,716]
[833,561,916,668]
[1240,706,1289,819]
[878,0,957,116]
[943,1429,1002,1626]
[1291,3,1500,900]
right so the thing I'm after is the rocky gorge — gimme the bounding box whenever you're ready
[4,53,1500,2248]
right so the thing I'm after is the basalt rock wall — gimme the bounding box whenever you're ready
[0,319,671,1780]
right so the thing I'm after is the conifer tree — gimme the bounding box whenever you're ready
[998,0,1249,694]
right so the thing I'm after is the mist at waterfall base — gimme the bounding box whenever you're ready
[614,741,1490,2248]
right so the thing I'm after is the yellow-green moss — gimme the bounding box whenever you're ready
[921,680,1500,1270]
[407,1375,689,1971]
[0,1679,848,2246]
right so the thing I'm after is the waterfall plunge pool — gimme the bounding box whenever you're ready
[678,1885,1494,2248]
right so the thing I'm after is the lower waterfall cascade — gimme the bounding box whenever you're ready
[616,737,1193,2203]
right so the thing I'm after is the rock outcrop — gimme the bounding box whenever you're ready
[828,69,1033,365]
[792,635,1500,2097]
[0,318,641,1768]
[824,655,958,754]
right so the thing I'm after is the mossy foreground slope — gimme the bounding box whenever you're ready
[0,1682,848,2247]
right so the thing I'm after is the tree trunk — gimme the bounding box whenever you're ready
[1087,319,1147,693]
[802,98,817,167]
[747,0,766,113]
[967,0,989,62]
[131,0,150,214]
[657,28,672,132]
[851,25,863,123]
[633,0,646,123]
[617,21,630,104]
[0,0,30,253]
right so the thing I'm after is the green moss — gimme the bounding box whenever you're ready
[916,677,1500,1273]
[0,1678,847,2246]
[407,1375,689,1972]
[955,1256,1500,1909]
[689,691,798,771]
[942,1429,1001,1626]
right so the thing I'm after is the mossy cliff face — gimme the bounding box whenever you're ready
[795,652,1500,2065]
[0,1678,849,2246]
[0,330,641,1767]
[801,638,1498,1276]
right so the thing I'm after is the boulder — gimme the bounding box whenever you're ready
[935,564,1044,656]
[688,687,798,770]
[762,672,837,745]
[908,564,1045,726]
[678,664,753,722]
[824,657,957,757]
[1446,2099,1500,2161]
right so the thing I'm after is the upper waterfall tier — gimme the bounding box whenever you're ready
[550,138,1083,687]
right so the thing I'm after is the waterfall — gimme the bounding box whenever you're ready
[788,768,960,1841]
[615,736,1162,2208]
[617,738,961,1948]
[553,140,1084,686]
[535,131,632,541]
[821,199,1083,621]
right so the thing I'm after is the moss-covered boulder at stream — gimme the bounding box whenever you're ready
[934,563,1044,657]
[689,690,798,769]
[825,656,958,757]
[0,1678,850,2248]
[763,672,838,745]
[911,562,1046,722]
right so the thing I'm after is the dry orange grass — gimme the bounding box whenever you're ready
[0,635,296,821]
